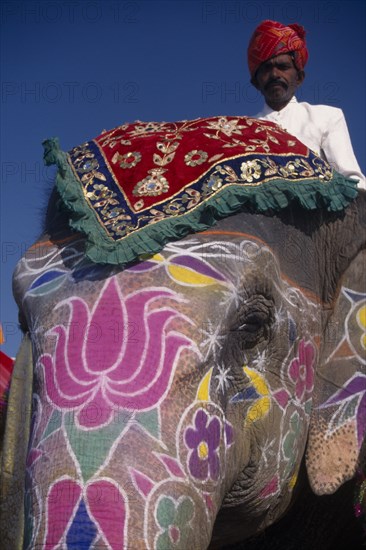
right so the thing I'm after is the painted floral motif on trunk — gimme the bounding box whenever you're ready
[39,278,193,429]
[155,495,195,549]
[288,339,315,403]
[185,409,221,481]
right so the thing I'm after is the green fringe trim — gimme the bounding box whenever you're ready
[43,137,359,266]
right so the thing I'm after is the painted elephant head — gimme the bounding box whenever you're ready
[6,188,365,549]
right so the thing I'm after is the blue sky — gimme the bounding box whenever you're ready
[1,0,365,357]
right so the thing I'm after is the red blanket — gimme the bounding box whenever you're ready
[43,116,358,266]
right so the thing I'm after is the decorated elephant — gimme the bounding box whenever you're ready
[1,116,365,549]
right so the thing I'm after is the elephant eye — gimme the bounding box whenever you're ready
[238,311,269,332]
[230,296,274,349]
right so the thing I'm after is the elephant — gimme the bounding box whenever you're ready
[1,116,365,549]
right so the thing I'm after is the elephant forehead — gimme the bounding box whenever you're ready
[15,231,275,311]
[14,228,319,359]
[120,233,280,291]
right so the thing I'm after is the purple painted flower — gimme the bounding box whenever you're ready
[288,340,315,402]
[185,409,221,481]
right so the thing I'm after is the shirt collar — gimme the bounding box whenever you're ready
[260,96,298,116]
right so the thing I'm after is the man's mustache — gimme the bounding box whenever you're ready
[265,79,287,90]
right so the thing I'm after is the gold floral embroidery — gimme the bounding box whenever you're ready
[153,141,179,167]
[163,200,186,215]
[202,174,223,195]
[99,125,130,148]
[156,141,180,153]
[103,207,131,224]
[209,156,332,186]
[112,151,142,169]
[71,146,106,186]
[67,117,335,243]
[133,169,170,196]
[184,150,208,167]
[128,122,169,137]
[204,117,248,137]
[240,160,261,182]
[85,183,117,203]
[181,188,201,208]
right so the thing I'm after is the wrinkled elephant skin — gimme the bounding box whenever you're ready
[7,193,366,548]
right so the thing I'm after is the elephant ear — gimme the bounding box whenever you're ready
[306,249,366,495]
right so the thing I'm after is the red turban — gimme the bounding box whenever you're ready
[247,20,308,78]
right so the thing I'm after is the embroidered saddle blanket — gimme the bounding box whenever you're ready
[43,116,358,266]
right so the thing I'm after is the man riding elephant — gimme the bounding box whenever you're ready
[0,75,365,549]
[248,19,366,189]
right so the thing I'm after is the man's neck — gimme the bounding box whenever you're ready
[265,96,296,112]
[267,103,286,111]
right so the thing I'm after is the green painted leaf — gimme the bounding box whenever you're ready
[136,408,160,440]
[42,409,62,441]
[64,411,131,481]
[305,398,312,415]
[157,497,176,528]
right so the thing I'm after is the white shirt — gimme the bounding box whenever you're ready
[255,97,365,190]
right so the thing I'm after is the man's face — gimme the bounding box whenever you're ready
[253,53,305,111]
